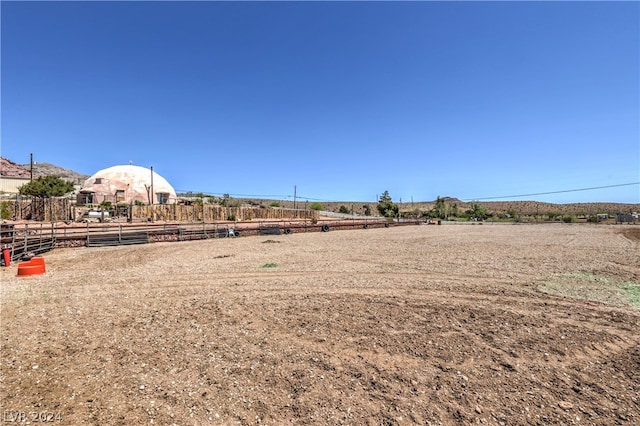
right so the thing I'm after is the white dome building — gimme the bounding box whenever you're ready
[78,165,177,205]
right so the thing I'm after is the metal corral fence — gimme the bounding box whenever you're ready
[1,223,56,263]
[1,218,420,263]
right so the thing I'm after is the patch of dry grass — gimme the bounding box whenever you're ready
[539,272,640,309]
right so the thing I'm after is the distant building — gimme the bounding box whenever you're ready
[0,176,31,195]
[616,214,635,223]
[77,165,177,205]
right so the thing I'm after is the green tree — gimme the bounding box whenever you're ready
[19,176,75,198]
[377,190,399,218]
[338,205,350,214]
[363,204,371,216]
[309,202,324,211]
[430,196,447,219]
[466,203,489,221]
[451,203,459,218]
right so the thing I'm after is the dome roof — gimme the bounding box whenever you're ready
[80,165,177,204]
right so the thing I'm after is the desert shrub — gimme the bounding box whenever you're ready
[270,201,281,208]
[562,215,574,223]
[548,212,561,221]
[339,205,350,214]
[0,201,11,220]
[227,213,237,221]
[309,202,324,211]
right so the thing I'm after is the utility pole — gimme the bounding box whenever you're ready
[30,153,34,181]
[294,185,297,210]
[150,166,154,223]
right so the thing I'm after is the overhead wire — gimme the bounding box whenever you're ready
[176,182,639,203]
[460,182,640,201]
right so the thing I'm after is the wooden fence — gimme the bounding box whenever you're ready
[1,198,317,222]
[3,197,74,222]
[132,204,315,222]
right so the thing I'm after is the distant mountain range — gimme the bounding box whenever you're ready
[0,157,89,185]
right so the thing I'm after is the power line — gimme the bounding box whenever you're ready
[177,181,639,203]
[175,189,344,203]
[461,182,640,201]
[175,190,291,199]
[294,194,336,202]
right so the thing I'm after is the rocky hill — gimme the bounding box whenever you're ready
[259,197,639,217]
[1,157,89,184]
[402,199,639,217]
[0,157,31,178]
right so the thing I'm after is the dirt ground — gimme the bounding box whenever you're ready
[1,223,639,425]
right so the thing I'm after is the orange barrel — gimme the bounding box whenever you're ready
[1,246,10,267]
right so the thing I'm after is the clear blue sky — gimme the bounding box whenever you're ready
[2,1,639,204]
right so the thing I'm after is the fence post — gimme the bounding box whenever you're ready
[23,224,28,253]
[7,224,16,261]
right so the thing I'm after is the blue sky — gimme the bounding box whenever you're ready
[2,1,638,204]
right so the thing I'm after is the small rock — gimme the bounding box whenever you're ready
[475,406,482,414]
[558,401,573,410]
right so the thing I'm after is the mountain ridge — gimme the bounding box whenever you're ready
[1,157,89,185]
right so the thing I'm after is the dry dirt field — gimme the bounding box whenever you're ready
[1,223,639,425]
